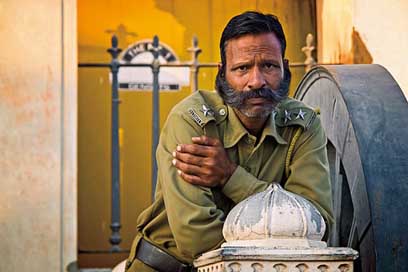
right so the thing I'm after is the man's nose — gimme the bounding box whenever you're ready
[247,67,266,90]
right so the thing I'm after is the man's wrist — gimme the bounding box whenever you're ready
[221,163,237,188]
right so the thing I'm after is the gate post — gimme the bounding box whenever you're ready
[188,36,202,92]
[150,35,160,200]
[107,35,123,251]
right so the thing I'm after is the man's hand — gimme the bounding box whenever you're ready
[172,136,237,187]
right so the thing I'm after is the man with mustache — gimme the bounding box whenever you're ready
[125,11,333,272]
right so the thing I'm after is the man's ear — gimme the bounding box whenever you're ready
[218,63,224,77]
[282,58,292,83]
[283,58,290,78]
[283,59,289,69]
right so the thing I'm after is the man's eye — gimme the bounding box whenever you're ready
[237,66,248,72]
[264,63,280,70]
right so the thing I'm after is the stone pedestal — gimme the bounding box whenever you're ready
[194,184,358,272]
[195,245,358,272]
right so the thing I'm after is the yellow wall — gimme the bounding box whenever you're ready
[78,0,316,267]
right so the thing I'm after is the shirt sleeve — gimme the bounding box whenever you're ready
[157,110,225,260]
[222,165,270,203]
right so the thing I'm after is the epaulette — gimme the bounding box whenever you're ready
[183,90,228,128]
[274,99,317,130]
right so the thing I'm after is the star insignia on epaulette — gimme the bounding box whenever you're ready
[200,104,214,117]
[284,110,292,124]
[295,109,306,120]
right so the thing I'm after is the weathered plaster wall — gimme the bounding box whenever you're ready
[353,0,408,95]
[317,0,354,64]
[0,0,77,271]
[317,0,408,96]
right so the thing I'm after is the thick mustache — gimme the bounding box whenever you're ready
[215,68,290,109]
[223,86,285,108]
[233,87,281,101]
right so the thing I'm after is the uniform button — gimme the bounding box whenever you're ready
[219,108,226,116]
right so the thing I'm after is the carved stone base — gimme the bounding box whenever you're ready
[196,260,353,272]
[194,246,358,272]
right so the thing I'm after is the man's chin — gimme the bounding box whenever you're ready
[238,107,272,119]
[245,97,269,105]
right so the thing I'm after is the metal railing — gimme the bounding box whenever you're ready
[78,33,325,252]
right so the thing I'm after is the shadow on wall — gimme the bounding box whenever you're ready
[352,28,373,64]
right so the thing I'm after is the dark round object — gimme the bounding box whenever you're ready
[294,65,408,272]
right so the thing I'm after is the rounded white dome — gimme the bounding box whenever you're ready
[222,183,326,246]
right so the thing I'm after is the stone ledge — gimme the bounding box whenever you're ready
[194,246,358,268]
[79,269,112,272]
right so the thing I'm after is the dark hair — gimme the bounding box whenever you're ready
[220,11,287,68]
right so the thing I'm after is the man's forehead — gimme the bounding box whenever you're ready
[225,33,282,60]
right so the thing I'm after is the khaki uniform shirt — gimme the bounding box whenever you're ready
[126,90,333,271]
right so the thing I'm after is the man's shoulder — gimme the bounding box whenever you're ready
[274,97,318,130]
[170,90,228,128]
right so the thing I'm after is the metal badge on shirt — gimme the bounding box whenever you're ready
[188,108,204,127]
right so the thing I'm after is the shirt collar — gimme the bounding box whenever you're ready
[260,112,287,145]
[223,106,287,148]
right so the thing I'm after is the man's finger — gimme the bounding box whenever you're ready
[176,143,211,157]
[172,158,204,176]
[191,135,221,146]
[173,151,203,166]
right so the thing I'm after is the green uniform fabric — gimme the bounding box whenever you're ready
[125,90,334,272]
